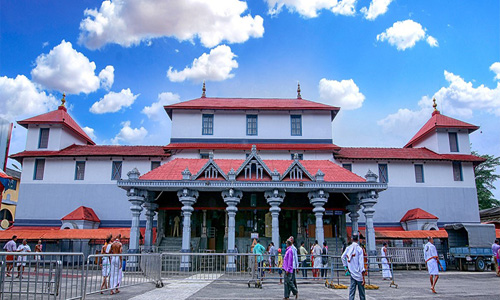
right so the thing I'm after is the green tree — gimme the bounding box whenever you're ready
[473,151,500,209]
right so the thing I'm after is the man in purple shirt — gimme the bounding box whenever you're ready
[492,239,500,276]
[3,235,17,277]
[283,240,298,299]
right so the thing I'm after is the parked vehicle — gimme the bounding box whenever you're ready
[444,223,495,272]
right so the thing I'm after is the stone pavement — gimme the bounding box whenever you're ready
[87,270,499,299]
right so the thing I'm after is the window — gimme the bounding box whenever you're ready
[151,161,161,170]
[202,114,214,135]
[291,115,302,136]
[38,128,50,149]
[200,153,210,159]
[290,153,303,160]
[75,161,85,180]
[453,162,463,181]
[34,159,45,180]
[414,164,424,183]
[449,132,459,152]
[246,115,258,136]
[111,161,122,180]
[342,164,352,172]
[378,164,388,183]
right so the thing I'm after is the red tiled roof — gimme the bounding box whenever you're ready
[405,111,479,148]
[140,158,366,182]
[18,106,95,145]
[61,206,100,222]
[400,208,438,223]
[10,144,170,161]
[375,229,448,239]
[335,147,484,164]
[164,143,341,151]
[164,97,339,118]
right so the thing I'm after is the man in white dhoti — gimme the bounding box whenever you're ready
[380,242,392,280]
[341,235,365,300]
[424,237,441,294]
[109,235,123,295]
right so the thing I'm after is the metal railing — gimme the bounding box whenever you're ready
[82,253,163,298]
[386,247,425,270]
[0,252,85,300]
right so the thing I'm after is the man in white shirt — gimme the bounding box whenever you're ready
[424,237,441,294]
[341,235,365,300]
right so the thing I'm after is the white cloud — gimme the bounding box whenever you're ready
[111,121,148,144]
[266,0,356,18]
[378,67,500,139]
[376,20,437,51]
[98,65,115,90]
[360,0,392,20]
[78,0,264,49]
[82,126,97,140]
[31,40,112,94]
[167,45,238,82]
[318,78,365,110]
[490,62,500,80]
[89,88,139,114]
[0,75,58,121]
[142,92,180,120]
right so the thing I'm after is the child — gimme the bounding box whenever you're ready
[277,248,283,284]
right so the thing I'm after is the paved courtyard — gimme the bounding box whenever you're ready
[87,270,499,299]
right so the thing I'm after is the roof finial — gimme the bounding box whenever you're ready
[432,98,440,115]
[61,93,66,107]
[297,82,302,99]
[201,80,206,98]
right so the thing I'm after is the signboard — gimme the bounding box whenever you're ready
[325,210,334,216]
[0,118,12,171]
[251,233,259,239]
[334,210,344,216]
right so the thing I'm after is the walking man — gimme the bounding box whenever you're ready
[299,241,308,278]
[16,239,31,278]
[381,242,392,280]
[269,242,276,273]
[424,237,441,294]
[283,240,298,299]
[341,235,365,300]
[3,235,17,277]
[288,236,299,290]
[253,240,266,277]
[109,235,123,295]
[492,239,500,276]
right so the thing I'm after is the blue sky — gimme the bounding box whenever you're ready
[1,0,499,193]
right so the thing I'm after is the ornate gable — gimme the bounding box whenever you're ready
[235,145,273,180]
[192,153,228,180]
[280,153,314,181]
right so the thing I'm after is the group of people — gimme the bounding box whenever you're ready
[100,234,123,295]
[2,235,43,278]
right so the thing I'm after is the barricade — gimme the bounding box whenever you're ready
[386,247,425,270]
[0,252,85,300]
[82,253,163,298]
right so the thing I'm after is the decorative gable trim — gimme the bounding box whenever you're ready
[235,145,273,179]
[192,152,228,180]
[280,153,314,181]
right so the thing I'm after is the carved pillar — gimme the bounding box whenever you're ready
[297,209,303,239]
[361,191,378,262]
[143,199,158,252]
[308,190,329,246]
[222,189,243,271]
[202,210,207,238]
[346,202,361,239]
[128,187,145,254]
[265,189,285,248]
[177,188,199,270]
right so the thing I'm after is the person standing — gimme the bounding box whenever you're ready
[424,237,441,294]
[3,235,17,277]
[269,242,276,273]
[253,240,266,278]
[312,240,322,278]
[321,241,328,278]
[282,240,298,299]
[16,239,31,278]
[288,236,299,290]
[34,239,43,271]
[277,248,283,284]
[492,239,500,276]
[299,241,308,278]
[380,242,392,280]
[109,235,123,295]
[100,236,112,293]
[341,235,365,300]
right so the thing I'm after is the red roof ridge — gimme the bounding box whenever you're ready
[61,206,100,222]
[400,208,438,223]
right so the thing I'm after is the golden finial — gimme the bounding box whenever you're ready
[61,93,66,107]
[297,82,302,99]
[201,80,206,98]
[432,98,437,111]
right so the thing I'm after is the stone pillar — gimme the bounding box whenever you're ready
[177,188,199,270]
[264,189,285,248]
[143,200,158,252]
[224,211,228,238]
[202,210,207,238]
[346,203,360,239]
[222,189,242,271]
[308,190,329,246]
[297,210,303,240]
[128,188,145,254]
[361,191,378,263]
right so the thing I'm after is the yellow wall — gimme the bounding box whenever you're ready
[1,177,19,229]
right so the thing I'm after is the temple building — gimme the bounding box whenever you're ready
[9,85,484,257]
